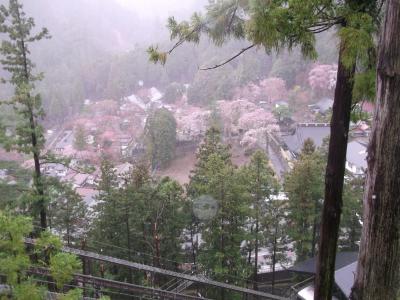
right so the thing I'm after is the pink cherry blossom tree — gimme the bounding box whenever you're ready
[308,64,338,96]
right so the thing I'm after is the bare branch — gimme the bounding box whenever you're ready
[199,44,255,70]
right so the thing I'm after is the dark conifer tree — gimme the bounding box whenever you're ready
[0,0,50,230]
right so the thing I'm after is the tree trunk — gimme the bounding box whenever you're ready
[253,219,259,291]
[190,223,197,265]
[271,224,277,295]
[253,159,261,291]
[246,224,254,296]
[311,203,318,257]
[351,2,400,299]
[66,224,70,246]
[81,239,91,298]
[15,5,47,231]
[153,222,161,268]
[220,217,225,300]
[126,209,133,283]
[314,36,356,299]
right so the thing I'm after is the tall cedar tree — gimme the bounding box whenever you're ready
[339,176,363,251]
[285,139,324,261]
[92,158,122,258]
[351,2,400,299]
[198,153,250,300]
[144,107,177,170]
[48,183,88,246]
[0,0,50,230]
[187,126,231,198]
[148,1,381,296]
[241,150,277,290]
[264,199,290,295]
[91,159,186,285]
[188,127,250,299]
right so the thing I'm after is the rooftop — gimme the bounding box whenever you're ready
[282,123,330,154]
[335,261,357,298]
[290,251,358,274]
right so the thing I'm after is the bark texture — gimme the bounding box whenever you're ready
[314,37,356,299]
[351,1,400,299]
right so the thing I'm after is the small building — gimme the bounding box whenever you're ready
[291,252,358,300]
[281,123,330,158]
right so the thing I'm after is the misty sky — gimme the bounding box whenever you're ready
[116,0,207,19]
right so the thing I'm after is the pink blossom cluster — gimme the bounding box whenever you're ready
[308,64,338,92]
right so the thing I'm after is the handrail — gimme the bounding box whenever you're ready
[25,238,288,300]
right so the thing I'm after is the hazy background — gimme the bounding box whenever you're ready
[0,0,338,126]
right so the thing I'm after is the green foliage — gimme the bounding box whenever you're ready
[197,153,251,287]
[144,108,177,169]
[0,0,51,229]
[240,150,279,278]
[0,212,82,297]
[188,127,231,198]
[0,0,49,154]
[187,127,253,296]
[91,160,187,283]
[339,176,363,251]
[264,199,291,274]
[58,289,83,300]
[301,138,317,156]
[273,105,291,122]
[48,182,88,245]
[352,69,376,102]
[0,160,31,209]
[34,229,63,266]
[12,281,45,300]
[338,12,376,70]
[0,212,32,285]
[91,157,121,255]
[50,253,82,289]
[284,140,325,261]
[147,45,168,65]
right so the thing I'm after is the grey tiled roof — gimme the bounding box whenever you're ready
[282,124,330,154]
[289,252,358,274]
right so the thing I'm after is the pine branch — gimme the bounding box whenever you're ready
[167,21,206,55]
